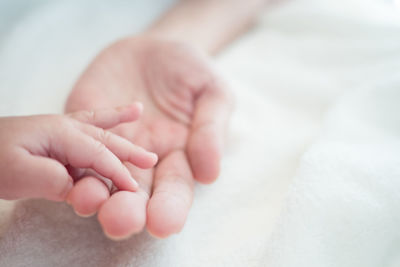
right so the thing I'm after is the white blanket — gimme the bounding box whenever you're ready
[0,0,399,266]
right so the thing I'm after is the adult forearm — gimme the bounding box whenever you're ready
[145,0,268,55]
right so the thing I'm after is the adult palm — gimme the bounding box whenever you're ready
[65,36,233,239]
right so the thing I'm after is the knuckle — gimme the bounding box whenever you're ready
[84,110,96,121]
[77,110,96,124]
[97,129,112,144]
[52,115,74,132]
[94,140,108,157]
[49,114,66,125]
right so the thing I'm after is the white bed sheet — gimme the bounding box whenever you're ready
[0,0,399,266]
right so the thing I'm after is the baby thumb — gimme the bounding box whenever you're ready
[3,155,73,201]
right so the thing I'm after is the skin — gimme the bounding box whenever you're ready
[66,0,269,240]
[66,37,233,239]
[0,104,157,202]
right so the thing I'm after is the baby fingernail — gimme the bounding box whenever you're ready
[149,152,158,162]
[134,102,143,111]
[129,177,139,191]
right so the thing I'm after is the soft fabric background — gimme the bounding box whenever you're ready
[0,0,399,266]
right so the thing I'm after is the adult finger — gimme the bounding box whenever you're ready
[147,150,194,238]
[66,176,110,217]
[68,103,143,129]
[187,79,233,184]
[98,165,154,240]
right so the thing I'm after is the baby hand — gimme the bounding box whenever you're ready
[0,103,157,201]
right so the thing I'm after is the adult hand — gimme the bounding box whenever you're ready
[66,36,233,239]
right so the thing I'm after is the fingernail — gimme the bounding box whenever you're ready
[74,210,96,218]
[129,176,139,191]
[134,102,143,112]
[104,230,131,241]
[149,152,158,163]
